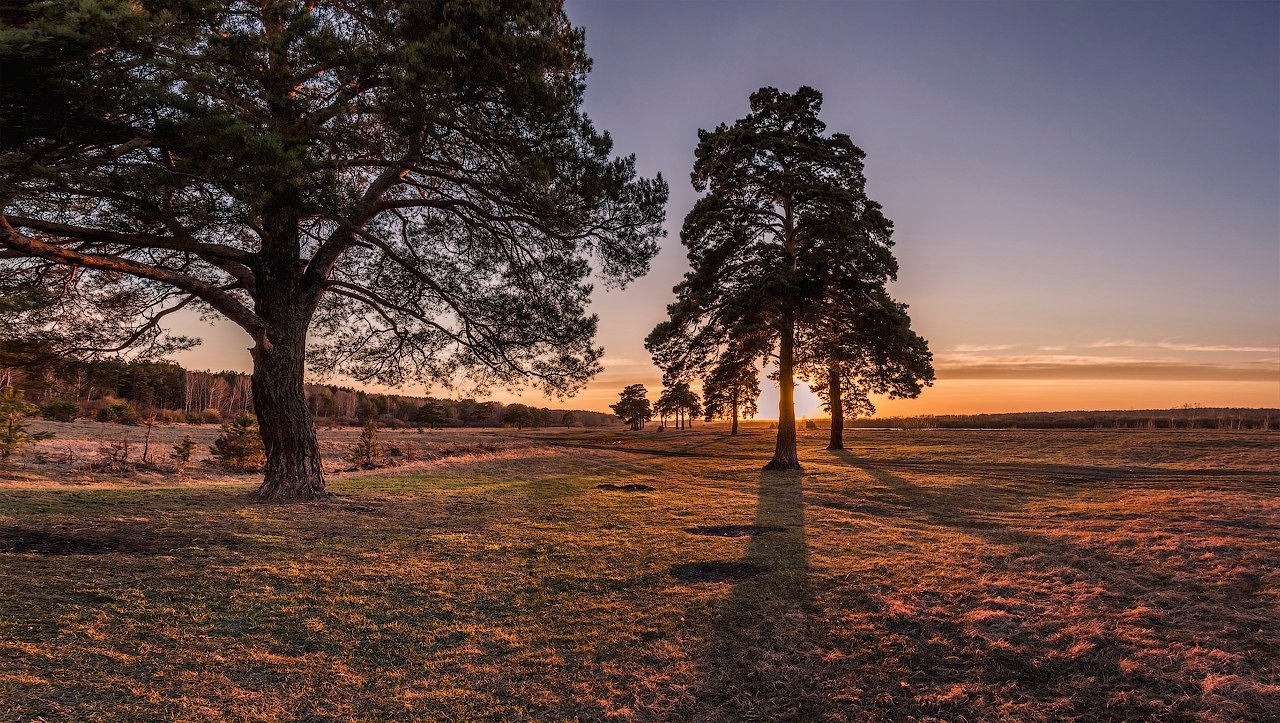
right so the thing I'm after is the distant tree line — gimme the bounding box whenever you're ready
[878,408,1280,431]
[796,408,1280,431]
[1,357,619,429]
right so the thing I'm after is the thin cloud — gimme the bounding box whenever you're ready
[1089,338,1280,353]
[937,354,1280,381]
[951,344,1018,352]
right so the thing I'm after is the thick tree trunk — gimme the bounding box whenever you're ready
[766,316,801,470]
[249,318,327,500]
[827,361,844,450]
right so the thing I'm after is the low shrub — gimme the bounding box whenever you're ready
[209,412,265,471]
[40,399,80,422]
[95,402,137,424]
[346,420,385,470]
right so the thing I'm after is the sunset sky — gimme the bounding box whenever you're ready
[172,0,1280,417]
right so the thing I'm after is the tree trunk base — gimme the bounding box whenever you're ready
[825,442,844,451]
[763,455,802,471]
[252,475,330,501]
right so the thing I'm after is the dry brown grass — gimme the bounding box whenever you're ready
[0,425,1276,720]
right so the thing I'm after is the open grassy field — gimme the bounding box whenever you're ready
[1,425,1277,721]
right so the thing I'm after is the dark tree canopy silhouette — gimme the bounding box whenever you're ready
[647,86,929,469]
[610,383,652,430]
[797,286,933,449]
[0,0,668,499]
[702,356,760,435]
[656,380,700,430]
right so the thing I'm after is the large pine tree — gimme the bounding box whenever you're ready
[0,0,667,498]
[647,86,929,469]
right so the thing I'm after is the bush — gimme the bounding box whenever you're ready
[170,434,198,473]
[1,387,54,462]
[95,402,137,424]
[40,399,80,422]
[200,408,223,424]
[345,420,384,470]
[803,418,818,430]
[209,412,265,471]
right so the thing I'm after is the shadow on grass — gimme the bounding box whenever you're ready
[666,470,833,720]
[825,448,1280,720]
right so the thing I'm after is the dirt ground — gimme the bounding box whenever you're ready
[0,424,1276,721]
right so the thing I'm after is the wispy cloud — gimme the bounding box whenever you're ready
[936,353,1280,381]
[951,343,1018,352]
[1038,345,1068,351]
[599,356,642,368]
[1089,338,1280,353]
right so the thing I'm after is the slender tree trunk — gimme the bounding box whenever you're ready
[827,361,844,450]
[249,315,327,500]
[731,398,739,435]
[766,315,801,470]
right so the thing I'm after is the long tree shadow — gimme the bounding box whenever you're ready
[664,470,832,721]
[823,448,1280,719]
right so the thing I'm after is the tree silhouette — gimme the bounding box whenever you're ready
[797,288,932,449]
[702,358,760,435]
[610,384,652,430]
[414,399,448,431]
[472,401,497,429]
[502,403,533,430]
[648,86,928,468]
[656,381,700,430]
[0,1,667,498]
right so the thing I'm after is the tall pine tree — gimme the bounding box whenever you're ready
[0,1,667,498]
[648,86,929,469]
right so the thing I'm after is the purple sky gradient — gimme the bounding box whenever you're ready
[172,0,1280,415]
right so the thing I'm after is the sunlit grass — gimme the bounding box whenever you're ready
[1,427,1276,720]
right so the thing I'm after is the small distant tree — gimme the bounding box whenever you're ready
[561,411,576,427]
[455,398,478,427]
[346,420,384,470]
[210,412,265,472]
[610,384,652,430]
[139,410,160,463]
[656,387,676,430]
[473,401,497,429]
[0,387,53,461]
[414,400,448,431]
[39,399,79,422]
[653,392,676,430]
[170,434,198,474]
[658,381,700,430]
[677,383,702,429]
[503,404,534,430]
[703,359,760,435]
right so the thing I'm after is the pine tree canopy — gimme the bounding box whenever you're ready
[0,0,668,395]
[647,86,931,467]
